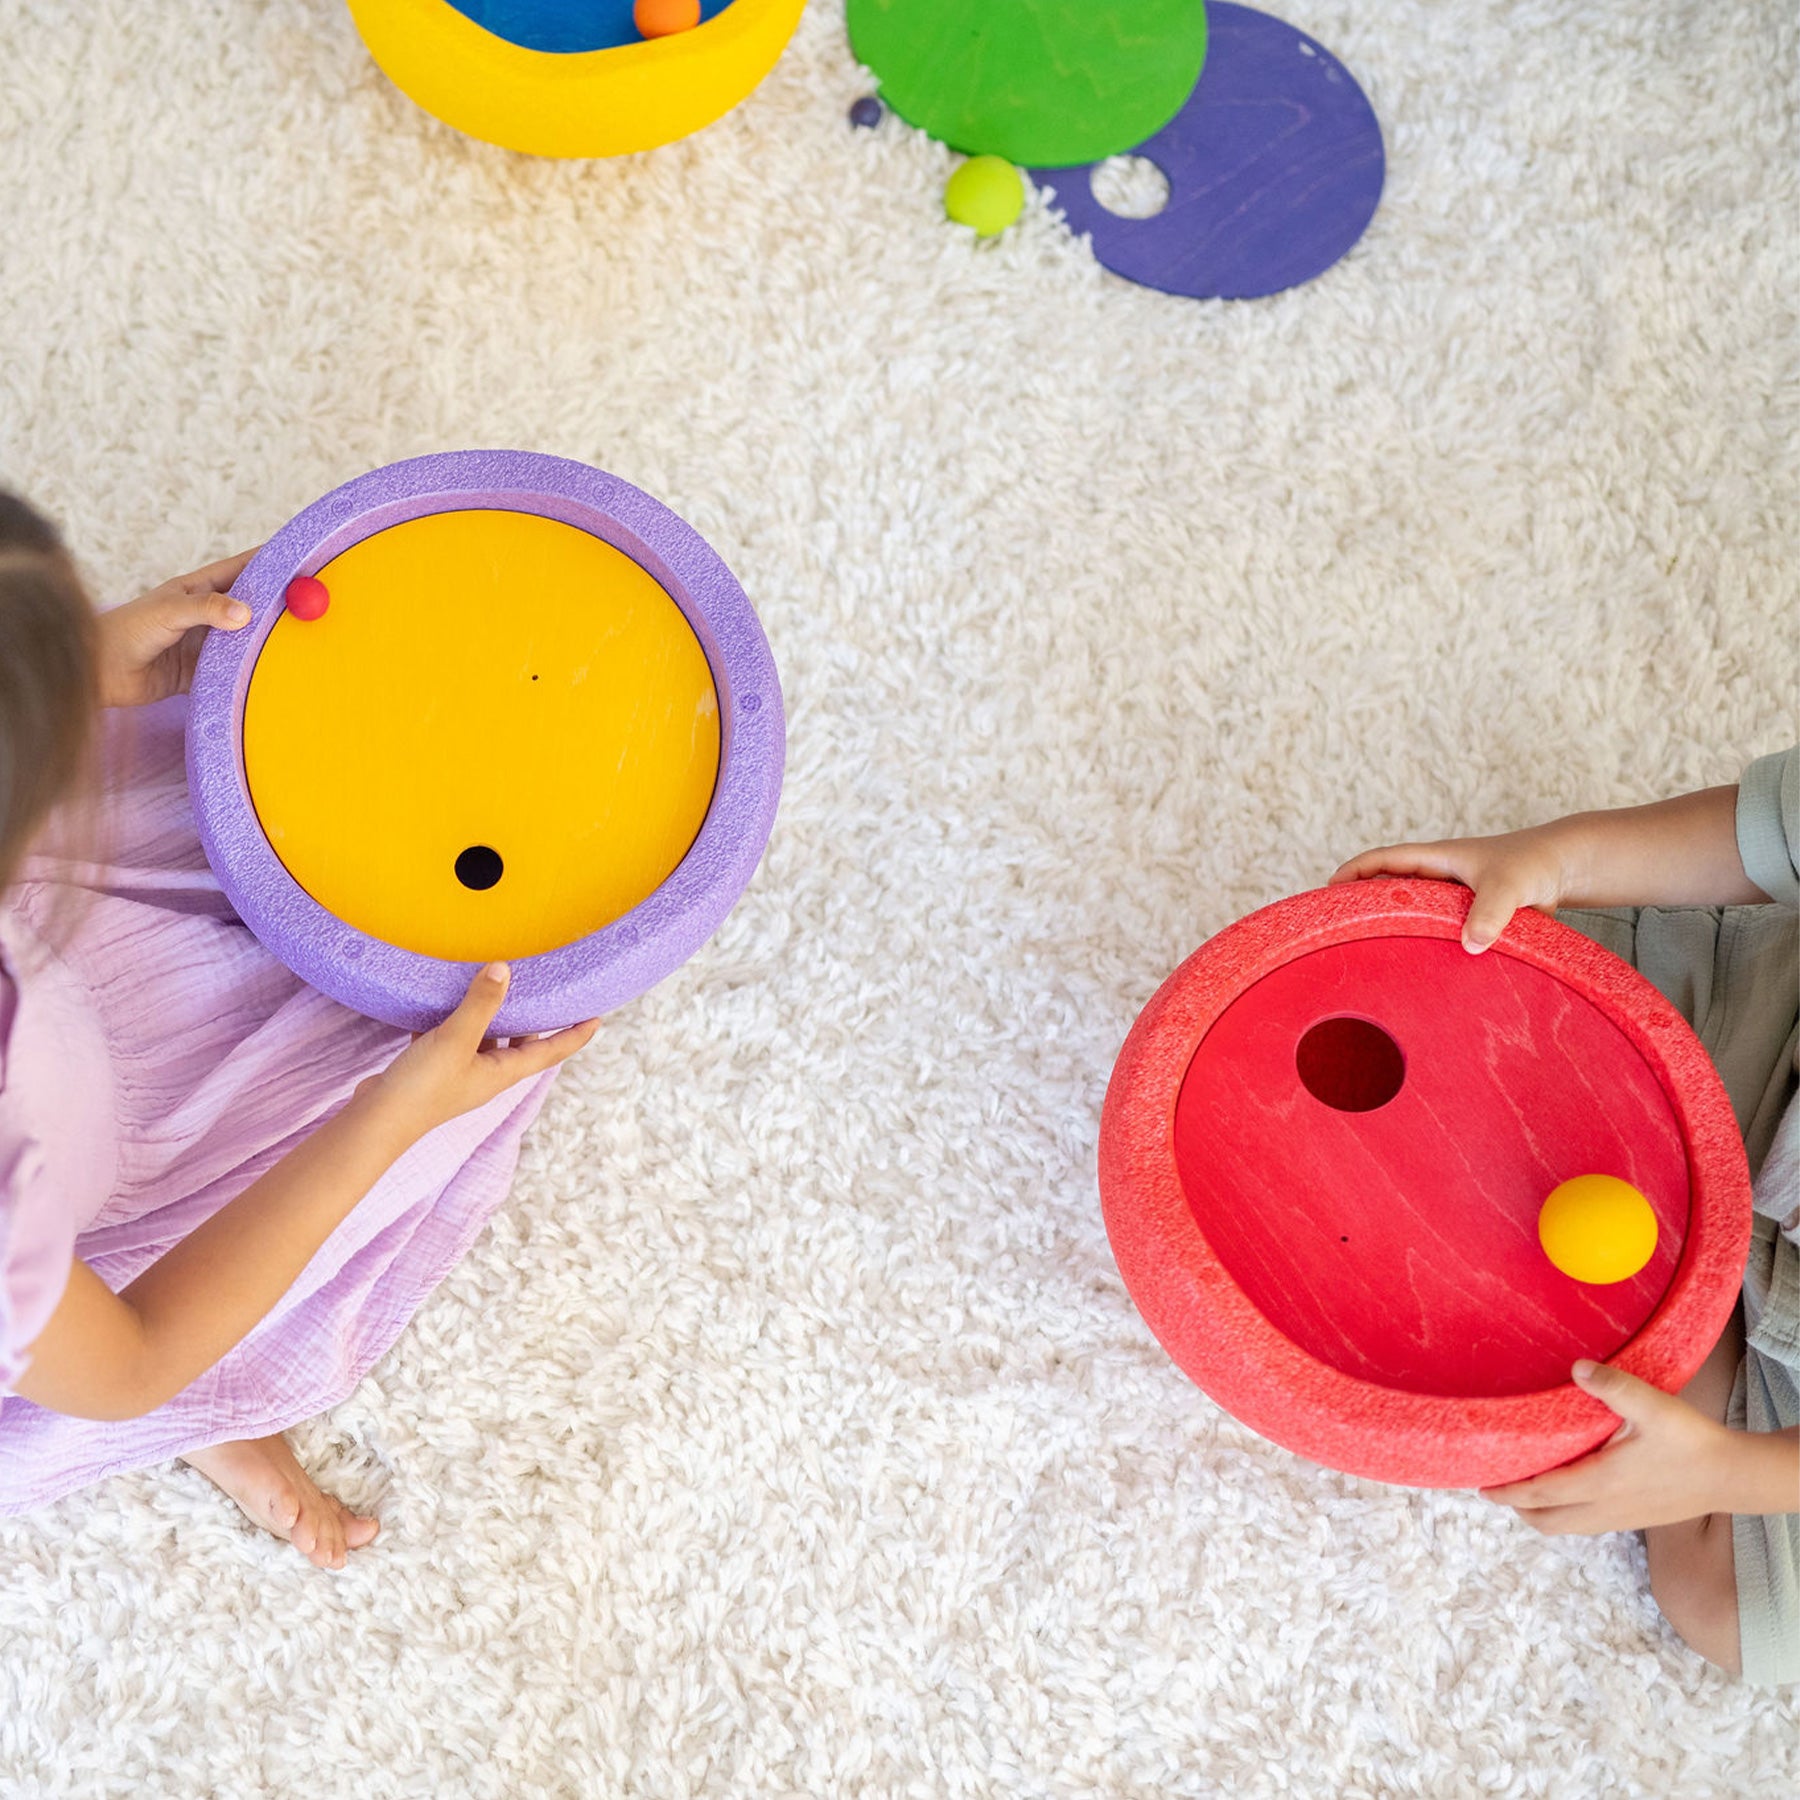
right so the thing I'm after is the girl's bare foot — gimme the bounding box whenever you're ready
[181,1433,379,1570]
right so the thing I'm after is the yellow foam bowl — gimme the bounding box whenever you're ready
[243,509,720,962]
[345,0,807,158]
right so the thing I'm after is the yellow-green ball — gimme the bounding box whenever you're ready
[945,156,1024,237]
[1538,1174,1659,1285]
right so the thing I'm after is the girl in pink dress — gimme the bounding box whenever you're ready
[0,492,597,1565]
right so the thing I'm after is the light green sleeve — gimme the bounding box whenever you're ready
[1737,746,1799,910]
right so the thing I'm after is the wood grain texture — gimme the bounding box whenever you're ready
[846,0,1208,167]
[1174,938,1688,1397]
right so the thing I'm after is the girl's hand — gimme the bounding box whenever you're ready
[1480,1361,1739,1534]
[1329,823,1577,953]
[95,549,259,707]
[364,963,600,1147]
[15,966,593,1425]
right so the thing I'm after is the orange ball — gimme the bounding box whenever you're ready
[635,0,702,37]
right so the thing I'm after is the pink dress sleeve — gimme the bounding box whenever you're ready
[0,930,90,1396]
[0,1136,77,1394]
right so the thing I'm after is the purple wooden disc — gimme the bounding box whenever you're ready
[1033,4,1384,301]
[186,450,785,1035]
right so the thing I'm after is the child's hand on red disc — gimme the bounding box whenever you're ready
[1329,825,1575,954]
[1479,1361,1740,1534]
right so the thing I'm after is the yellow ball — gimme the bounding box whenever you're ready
[945,155,1024,237]
[1538,1175,1659,1285]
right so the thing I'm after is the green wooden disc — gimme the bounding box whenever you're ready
[847,0,1209,169]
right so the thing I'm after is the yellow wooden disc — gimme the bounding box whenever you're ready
[243,509,719,962]
[1537,1174,1659,1285]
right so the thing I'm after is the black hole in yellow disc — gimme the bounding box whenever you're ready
[455,845,504,891]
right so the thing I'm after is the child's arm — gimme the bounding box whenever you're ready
[11,964,597,1421]
[1331,785,1772,953]
[1482,1360,1799,1531]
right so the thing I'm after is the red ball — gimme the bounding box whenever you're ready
[635,0,701,38]
[284,575,330,621]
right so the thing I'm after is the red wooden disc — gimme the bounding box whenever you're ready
[1098,879,1751,1488]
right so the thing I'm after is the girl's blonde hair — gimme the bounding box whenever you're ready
[0,493,98,892]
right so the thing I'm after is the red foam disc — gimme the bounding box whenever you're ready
[1097,879,1751,1488]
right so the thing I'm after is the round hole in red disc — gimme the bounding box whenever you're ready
[1295,1015,1405,1112]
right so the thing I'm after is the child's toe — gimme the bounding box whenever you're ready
[341,1503,379,1550]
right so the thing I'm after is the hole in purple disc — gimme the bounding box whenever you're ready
[1090,155,1171,220]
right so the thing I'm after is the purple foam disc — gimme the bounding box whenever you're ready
[186,450,785,1035]
[1033,3,1384,301]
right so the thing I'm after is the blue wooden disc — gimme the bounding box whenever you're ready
[444,0,732,54]
[1033,4,1384,300]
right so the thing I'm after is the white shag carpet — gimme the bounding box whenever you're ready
[2,2,1796,1794]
